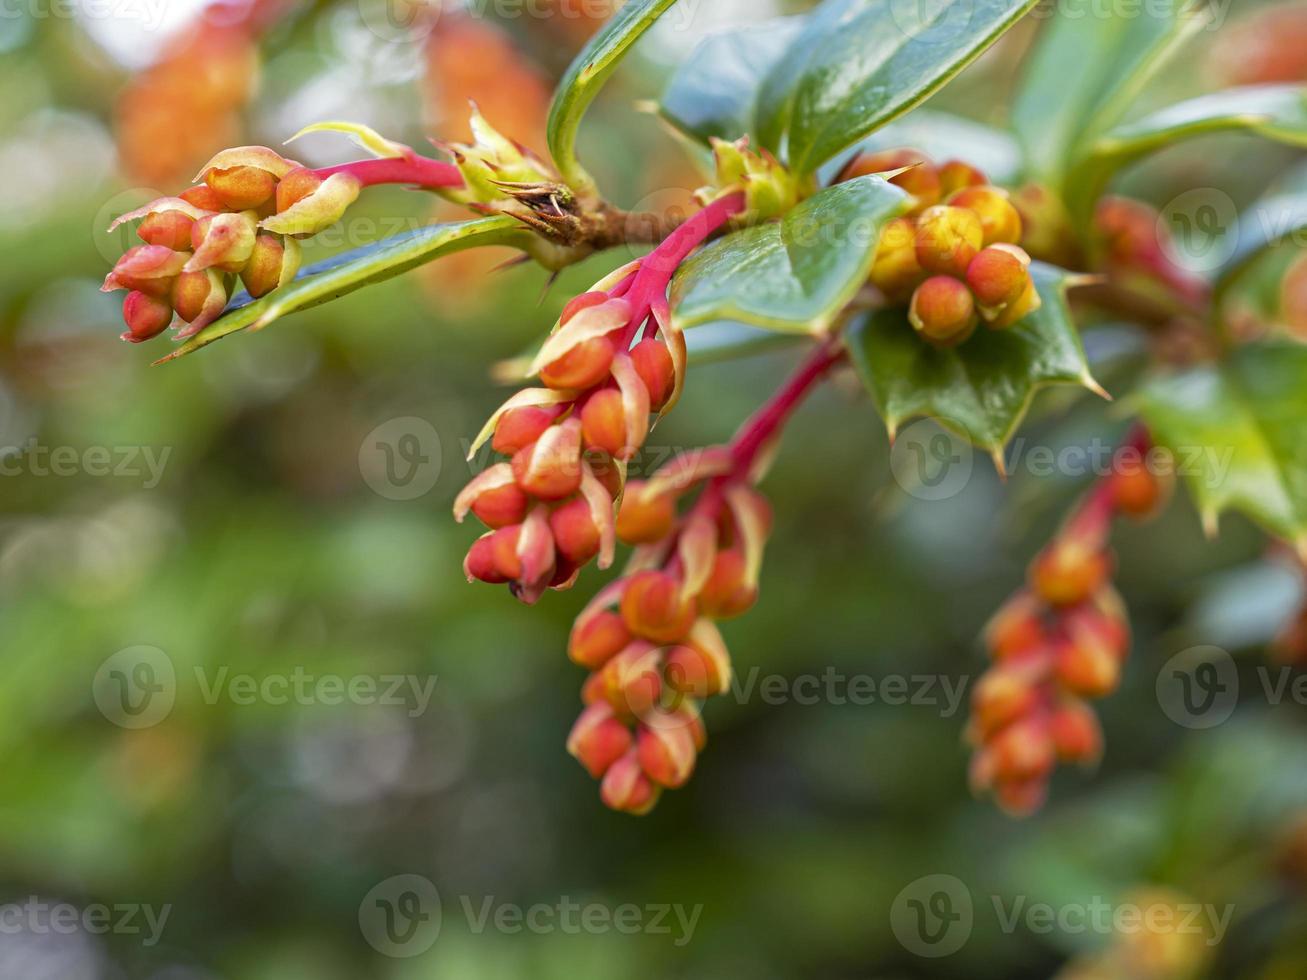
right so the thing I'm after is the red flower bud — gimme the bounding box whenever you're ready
[560,291,610,325]
[870,217,926,300]
[540,336,616,391]
[636,722,696,788]
[464,533,508,584]
[966,244,1031,313]
[493,404,564,455]
[600,749,660,815]
[664,630,731,699]
[1030,540,1111,607]
[550,496,601,564]
[489,525,524,581]
[600,642,663,718]
[567,702,633,779]
[511,418,583,500]
[474,482,530,530]
[915,205,983,277]
[188,211,257,273]
[947,186,1023,246]
[121,291,173,343]
[630,338,675,411]
[569,609,632,670]
[938,160,988,197]
[696,548,757,619]
[1049,700,1102,764]
[1111,464,1168,520]
[138,210,196,251]
[988,718,1055,783]
[985,592,1047,661]
[839,148,941,214]
[992,777,1047,818]
[620,570,697,644]
[909,276,977,348]
[580,388,627,457]
[180,185,225,212]
[971,668,1040,738]
[615,482,676,545]
[206,165,278,211]
[103,245,189,297]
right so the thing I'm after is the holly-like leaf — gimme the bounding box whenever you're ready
[157,215,529,363]
[1214,191,1307,298]
[754,0,1039,177]
[1135,341,1307,555]
[1090,85,1307,168]
[1012,1,1208,185]
[547,0,679,191]
[669,176,909,333]
[660,16,807,146]
[848,263,1102,460]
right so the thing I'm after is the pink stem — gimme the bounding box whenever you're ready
[313,156,464,190]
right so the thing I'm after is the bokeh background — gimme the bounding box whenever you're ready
[4,0,1307,977]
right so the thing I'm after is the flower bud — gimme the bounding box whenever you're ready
[464,533,508,584]
[567,702,633,779]
[1111,464,1167,520]
[870,217,925,300]
[664,637,731,699]
[511,418,583,500]
[561,291,610,324]
[180,185,225,212]
[947,186,1022,246]
[569,610,632,670]
[103,245,189,297]
[206,165,278,211]
[986,278,1042,330]
[938,160,987,197]
[1030,540,1111,607]
[620,570,697,644]
[550,496,601,564]
[240,234,301,299]
[992,777,1047,817]
[121,291,173,343]
[971,669,1039,738]
[275,167,323,212]
[839,148,940,214]
[187,211,257,273]
[138,210,196,251]
[630,338,675,411]
[600,642,663,718]
[615,482,676,545]
[471,481,529,529]
[493,404,565,455]
[260,172,361,237]
[600,749,660,815]
[540,336,616,391]
[171,269,228,336]
[1063,594,1129,665]
[697,548,757,619]
[489,525,524,581]
[1049,700,1102,764]
[1055,635,1120,698]
[580,388,628,457]
[915,205,983,277]
[988,718,1055,782]
[966,244,1032,314]
[636,723,696,788]
[985,592,1047,661]
[909,276,978,348]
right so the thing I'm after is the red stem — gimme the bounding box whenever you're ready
[313,156,464,190]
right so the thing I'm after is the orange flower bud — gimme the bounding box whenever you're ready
[121,291,173,343]
[1111,464,1168,520]
[966,244,1032,313]
[615,482,676,545]
[947,186,1023,246]
[469,481,529,530]
[1048,700,1102,764]
[1030,540,1111,607]
[138,210,196,251]
[489,525,524,581]
[664,640,731,699]
[275,167,323,213]
[1055,635,1120,698]
[567,702,633,779]
[580,388,627,457]
[1063,594,1130,664]
[988,718,1055,782]
[938,160,988,197]
[187,212,257,273]
[636,723,697,788]
[103,245,189,297]
[600,749,660,815]
[697,549,757,619]
[986,278,1042,330]
[620,570,697,644]
[630,338,675,411]
[171,269,228,333]
[240,234,300,299]
[511,418,583,500]
[550,496,601,564]
[493,404,566,455]
[992,776,1047,817]
[971,668,1039,738]
[569,609,632,670]
[206,165,278,211]
[870,217,926,300]
[600,642,663,718]
[261,172,361,237]
[581,670,607,705]
[839,148,940,214]
[584,450,624,499]
[464,533,508,584]
[915,205,983,277]
[180,185,225,212]
[540,336,616,391]
[985,592,1047,662]
[909,276,978,348]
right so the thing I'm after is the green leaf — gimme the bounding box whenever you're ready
[1012,2,1208,186]
[1090,85,1307,168]
[547,0,679,190]
[157,216,529,363]
[755,0,1039,177]
[848,263,1102,458]
[669,176,910,333]
[1214,191,1307,298]
[659,16,807,145]
[1135,341,1307,554]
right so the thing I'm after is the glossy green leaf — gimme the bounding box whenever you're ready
[547,0,679,190]
[1214,191,1307,298]
[1090,85,1307,167]
[158,216,529,363]
[848,263,1102,458]
[755,0,1039,176]
[1135,341,1307,554]
[659,16,807,145]
[669,176,910,334]
[1012,2,1208,185]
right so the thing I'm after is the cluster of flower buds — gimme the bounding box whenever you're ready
[1055,888,1215,980]
[1094,197,1210,309]
[968,434,1169,815]
[840,148,1042,348]
[564,461,773,814]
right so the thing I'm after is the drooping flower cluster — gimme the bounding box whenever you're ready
[842,148,1043,347]
[1094,196,1211,309]
[456,192,748,603]
[968,432,1168,815]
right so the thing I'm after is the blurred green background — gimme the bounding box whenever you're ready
[4,0,1307,977]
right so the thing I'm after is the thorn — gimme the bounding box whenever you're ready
[1065,273,1108,291]
[990,447,1008,480]
[537,271,560,306]
[1082,374,1113,401]
[490,254,532,275]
